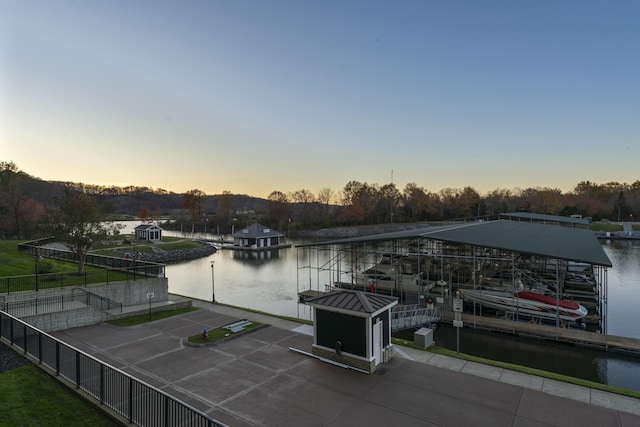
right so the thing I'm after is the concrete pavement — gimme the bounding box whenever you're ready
[52,296,640,426]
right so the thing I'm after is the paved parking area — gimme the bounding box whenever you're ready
[52,301,640,427]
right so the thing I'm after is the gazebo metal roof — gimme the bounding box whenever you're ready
[297,220,612,267]
[306,290,398,314]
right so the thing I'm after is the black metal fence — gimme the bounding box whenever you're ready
[3,239,166,294]
[0,310,226,427]
[19,238,165,275]
[1,289,122,317]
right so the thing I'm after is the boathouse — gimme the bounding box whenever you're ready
[232,223,285,249]
[134,223,163,242]
[295,215,621,351]
[306,290,398,374]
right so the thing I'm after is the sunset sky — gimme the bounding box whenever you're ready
[2,1,638,199]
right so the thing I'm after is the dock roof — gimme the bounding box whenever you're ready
[297,220,612,267]
[233,223,284,238]
[498,212,590,226]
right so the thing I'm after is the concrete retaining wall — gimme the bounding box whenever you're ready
[2,278,172,332]
[23,306,99,332]
[0,277,168,305]
[86,278,168,305]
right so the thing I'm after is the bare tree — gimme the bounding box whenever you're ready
[46,189,114,273]
[139,206,152,222]
[317,187,334,225]
[267,190,290,228]
[182,189,207,233]
[216,190,235,226]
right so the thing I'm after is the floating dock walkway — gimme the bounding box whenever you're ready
[443,311,640,355]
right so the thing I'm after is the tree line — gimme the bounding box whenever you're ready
[1,161,638,241]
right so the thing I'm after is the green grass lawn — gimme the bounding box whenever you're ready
[0,365,121,426]
[90,236,205,258]
[589,223,624,232]
[0,240,146,291]
[0,240,82,277]
[108,307,199,327]
[187,321,262,344]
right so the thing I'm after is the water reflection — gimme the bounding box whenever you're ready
[429,324,640,392]
[601,240,640,339]
[232,249,281,263]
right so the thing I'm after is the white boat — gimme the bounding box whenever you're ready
[352,253,429,293]
[459,289,588,322]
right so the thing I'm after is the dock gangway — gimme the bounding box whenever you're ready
[391,304,441,332]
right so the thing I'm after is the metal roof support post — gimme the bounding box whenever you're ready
[555,260,560,338]
[511,254,516,334]
[604,268,608,350]
[473,252,477,328]
[308,245,312,292]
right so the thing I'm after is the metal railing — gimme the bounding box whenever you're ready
[2,293,82,317]
[391,304,441,332]
[0,269,153,294]
[18,238,165,277]
[0,310,226,427]
[73,288,122,313]
[2,240,166,295]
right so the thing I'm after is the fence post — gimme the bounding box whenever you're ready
[129,377,134,424]
[75,352,81,388]
[165,394,170,427]
[100,364,105,404]
[56,341,60,375]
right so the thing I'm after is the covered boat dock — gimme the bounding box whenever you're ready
[296,215,618,349]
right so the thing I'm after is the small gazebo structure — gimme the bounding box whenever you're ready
[134,223,163,242]
[306,290,398,373]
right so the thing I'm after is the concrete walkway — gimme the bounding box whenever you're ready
[52,296,640,426]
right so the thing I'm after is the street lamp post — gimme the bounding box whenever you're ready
[34,252,42,291]
[210,260,215,303]
[133,244,137,281]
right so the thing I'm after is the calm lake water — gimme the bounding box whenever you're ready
[119,222,640,391]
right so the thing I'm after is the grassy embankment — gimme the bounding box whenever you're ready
[0,237,206,288]
[0,365,122,427]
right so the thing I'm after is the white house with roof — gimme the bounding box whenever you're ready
[134,223,163,242]
[232,223,285,249]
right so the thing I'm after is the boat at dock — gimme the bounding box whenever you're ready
[351,253,431,294]
[459,288,588,322]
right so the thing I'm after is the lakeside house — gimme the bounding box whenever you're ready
[232,223,285,249]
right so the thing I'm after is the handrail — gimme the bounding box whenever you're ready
[73,288,122,313]
[391,305,441,331]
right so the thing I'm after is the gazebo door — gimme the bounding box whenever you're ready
[373,319,382,365]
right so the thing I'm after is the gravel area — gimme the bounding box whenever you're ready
[0,341,31,373]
